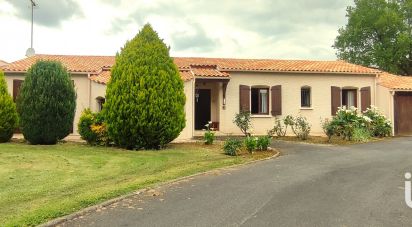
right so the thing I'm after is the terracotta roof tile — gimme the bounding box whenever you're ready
[90,70,111,84]
[378,72,412,90]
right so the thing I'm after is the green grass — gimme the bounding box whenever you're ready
[0,142,271,227]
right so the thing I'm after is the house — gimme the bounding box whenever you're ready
[0,60,8,67]
[2,54,412,139]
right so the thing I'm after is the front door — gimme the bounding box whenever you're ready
[395,92,412,135]
[195,89,211,130]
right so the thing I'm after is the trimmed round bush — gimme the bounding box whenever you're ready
[17,61,76,145]
[78,108,110,146]
[0,70,18,142]
[105,24,186,149]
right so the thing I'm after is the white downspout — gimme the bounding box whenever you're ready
[88,73,91,108]
[192,78,195,138]
[390,90,395,136]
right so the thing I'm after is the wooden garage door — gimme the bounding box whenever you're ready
[395,92,412,135]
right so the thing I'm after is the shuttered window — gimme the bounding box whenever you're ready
[239,85,250,112]
[301,86,311,107]
[342,89,358,108]
[271,85,282,116]
[331,86,341,116]
[251,88,269,114]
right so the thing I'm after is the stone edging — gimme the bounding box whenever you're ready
[38,149,280,227]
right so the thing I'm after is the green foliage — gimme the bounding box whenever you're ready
[321,118,335,142]
[363,106,392,137]
[244,136,257,153]
[0,70,18,143]
[16,61,76,145]
[105,24,185,150]
[268,117,287,138]
[286,115,311,140]
[334,0,412,75]
[233,111,252,136]
[352,127,372,142]
[256,136,271,151]
[223,138,242,156]
[78,109,111,146]
[204,121,215,145]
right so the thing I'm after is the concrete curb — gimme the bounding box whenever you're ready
[38,149,280,227]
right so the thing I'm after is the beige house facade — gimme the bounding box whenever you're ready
[2,54,412,140]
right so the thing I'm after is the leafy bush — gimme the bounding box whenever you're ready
[233,111,252,136]
[204,121,215,145]
[321,118,335,142]
[16,61,76,145]
[286,115,311,140]
[244,136,257,153]
[223,138,242,156]
[105,24,185,150]
[78,109,110,146]
[363,106,392,137]
[0,70,18,143]
[256,136,271,151]
[268,117,287,137]
[352,127,371,142]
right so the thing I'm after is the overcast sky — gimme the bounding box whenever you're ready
[0,0,353,63]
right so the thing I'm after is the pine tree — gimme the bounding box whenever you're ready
[17,61,76,144]
[105,24,186,149]
[0,70,18,142]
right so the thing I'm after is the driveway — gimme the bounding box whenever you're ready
[61,137,412,227]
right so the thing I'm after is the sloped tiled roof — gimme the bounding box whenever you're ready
[2,54,381,84]
[378,72,412,90]
[0,60,8,67]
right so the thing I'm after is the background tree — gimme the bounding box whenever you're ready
[0,70,18,142]
[105,24,186,149]
[17,61,76,145]
[334,0,412,75]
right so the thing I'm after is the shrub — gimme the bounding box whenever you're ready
[223,138,242,156]
[256,136,271,151]
[352,127,372,142]
[287,115,311,140]
[0,70,18,143]
[204,121,215,145]
[16,61,76,145]
[78,109,110,146]
[268,117,287,138]
[233,111,252,136]
[244,136,257,153]
[321,118,335,142]
[105,24,185,150]
[363,106,392,137]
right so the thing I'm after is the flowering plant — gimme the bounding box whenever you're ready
[204,121,215,145]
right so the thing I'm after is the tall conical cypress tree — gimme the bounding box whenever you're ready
[105,24,186,149]
[0,70,18,142]
[17,61,76,145]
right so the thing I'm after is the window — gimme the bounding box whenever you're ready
[96,97,105,112]
[251,87,269,114]
[342,89,357,108]
[301,86,311,107]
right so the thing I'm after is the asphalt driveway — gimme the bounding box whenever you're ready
[60,137,412,227]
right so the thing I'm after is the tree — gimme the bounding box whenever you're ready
[0,70,18,142]
[105,24,186,149]
[17,61,76,145]
[334,0,412,75]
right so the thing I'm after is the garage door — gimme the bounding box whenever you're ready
[394,92,412,135]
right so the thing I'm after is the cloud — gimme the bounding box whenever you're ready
[6,0,83,27]
[170,23,217,52]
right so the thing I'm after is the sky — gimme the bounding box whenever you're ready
[0,0,353,63]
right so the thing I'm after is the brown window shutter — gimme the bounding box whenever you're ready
[360,86,371,112]
[331,86,341,116]
[271,85,282,116]
[13,80,23,102]
[239,85,250,112]
[354,89,358,108]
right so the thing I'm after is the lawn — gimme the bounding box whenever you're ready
[0,141,274,227]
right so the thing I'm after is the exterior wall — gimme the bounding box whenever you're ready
[376,85,394,126]
[195,81,220,123]
[176,80,194,140]
[4,72,90,135]
[220,72,377,136]
[90,82,107,112]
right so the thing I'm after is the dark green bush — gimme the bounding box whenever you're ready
[256,136,271,151]
[105,23,186,150]
[244,136,257,153]
[78,109,110,146]
[223,138,242,156]
[16,61,76,145]
[0,70,18,143]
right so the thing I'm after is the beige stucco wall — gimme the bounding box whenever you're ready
[376,84,394,134]
[195,81,220,123]
[4,72,90,135]
[90,82,107,112]
[219,72,377,136]
[176,80,194,140]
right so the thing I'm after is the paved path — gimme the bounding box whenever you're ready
[61,137,412,227]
